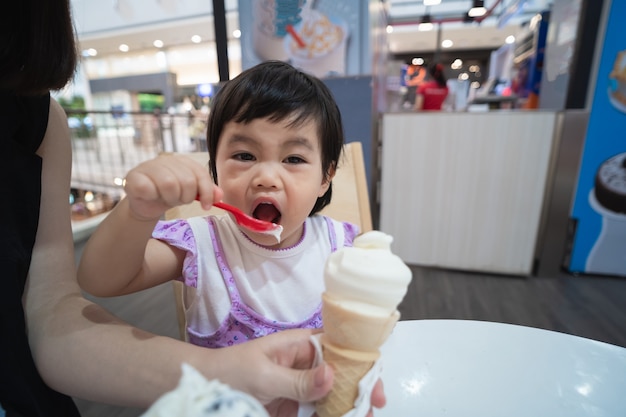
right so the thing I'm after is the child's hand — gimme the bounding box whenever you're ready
[123,153,222,221]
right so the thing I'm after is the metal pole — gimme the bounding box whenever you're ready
[212,0,229,82]
[434,22,442,64]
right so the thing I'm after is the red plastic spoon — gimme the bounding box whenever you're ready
[196,197,283,241]
[213,201,281,233]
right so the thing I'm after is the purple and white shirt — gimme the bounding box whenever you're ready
[153,214,358,348]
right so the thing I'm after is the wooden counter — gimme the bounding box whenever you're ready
[379,111,559,275]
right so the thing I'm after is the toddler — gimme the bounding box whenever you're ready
[78,61,359,348]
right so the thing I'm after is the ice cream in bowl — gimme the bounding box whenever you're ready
[316,231,412,417]
[284,9,349,78]
[141,363,269,417]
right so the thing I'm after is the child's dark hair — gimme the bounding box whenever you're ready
[206,60,345,215]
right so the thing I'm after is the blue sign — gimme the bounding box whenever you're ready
[568,0,626,277]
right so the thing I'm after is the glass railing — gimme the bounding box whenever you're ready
[65,109,208,222]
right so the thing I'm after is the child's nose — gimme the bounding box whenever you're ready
[253,163,281,189]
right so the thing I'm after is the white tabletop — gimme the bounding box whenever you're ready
[378,319,626,416]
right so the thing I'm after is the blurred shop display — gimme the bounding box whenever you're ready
[70,190,116,222]
[510,10,549,108]
[538,0,583,110]
[566,0,626,278]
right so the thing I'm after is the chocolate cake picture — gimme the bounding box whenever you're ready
[586,152,626,275]
[594,152,626,214]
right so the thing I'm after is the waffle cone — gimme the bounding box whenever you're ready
[321,293,400,351]
[315,339,379,417]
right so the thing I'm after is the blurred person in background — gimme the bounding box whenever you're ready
[403,63,426,108]
[414,63,449,111]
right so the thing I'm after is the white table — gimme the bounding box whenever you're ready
[378,320,626,416]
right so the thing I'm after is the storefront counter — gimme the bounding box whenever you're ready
[379,111,560,275]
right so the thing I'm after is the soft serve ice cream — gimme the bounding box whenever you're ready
[324,231,412,316]
[316,231,412,417]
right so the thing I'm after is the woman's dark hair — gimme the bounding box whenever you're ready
[206,60,345,215]
[0,0,78,94]
[429,63,447,88]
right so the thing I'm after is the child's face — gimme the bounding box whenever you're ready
[214,115,331,248]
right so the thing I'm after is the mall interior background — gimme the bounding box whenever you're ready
[65,0,623,279]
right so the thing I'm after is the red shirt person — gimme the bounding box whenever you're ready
[415,63,449,111]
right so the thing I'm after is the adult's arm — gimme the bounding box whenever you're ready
[414,93,424,111]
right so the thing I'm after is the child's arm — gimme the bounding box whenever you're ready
[77,154,221,296]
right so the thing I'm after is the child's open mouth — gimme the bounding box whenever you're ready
[253,203,281,225]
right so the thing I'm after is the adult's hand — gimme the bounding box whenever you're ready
[219,329,385,417]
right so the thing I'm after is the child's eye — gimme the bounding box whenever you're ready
[285,156,306,164]
[234,152,255,161]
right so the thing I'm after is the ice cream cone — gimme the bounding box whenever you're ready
[316,231,412,417]
[321,293,400,352]
[315,339,380,417]
[316,294,401,417]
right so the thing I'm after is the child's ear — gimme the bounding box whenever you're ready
[318,164,336,197]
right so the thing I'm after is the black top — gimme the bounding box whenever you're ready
[0,92,81,416]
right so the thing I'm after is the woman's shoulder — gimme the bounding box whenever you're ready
[1,92,50,152]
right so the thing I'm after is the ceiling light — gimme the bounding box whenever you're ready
[386,25,394,34]
[468,0,487,17]
[82,48,98,57]
[441,39,454,48]
[424,0,441,5]
[119,44,129,52]
[505,35,516,44]
[418,14,433,31]
[412,57,425,66]
[191,35,202,43]
[232,29,241,39]
[153,39,164,48]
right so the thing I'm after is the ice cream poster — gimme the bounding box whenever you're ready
[238,0,365,78]
[567,0,626,277]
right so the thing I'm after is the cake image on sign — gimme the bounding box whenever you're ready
[315,231,412,417]
[586,152,626,276]
[608,50,626,112]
